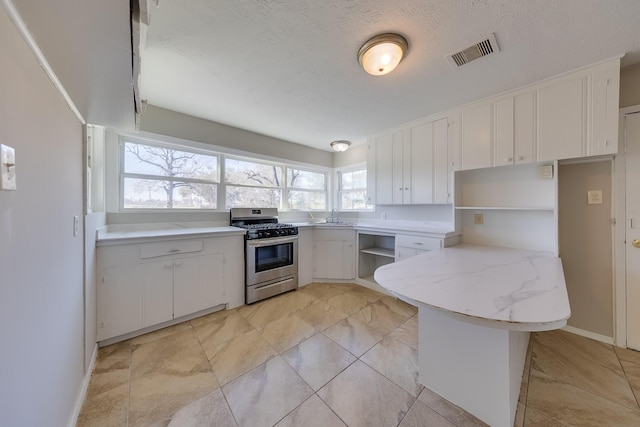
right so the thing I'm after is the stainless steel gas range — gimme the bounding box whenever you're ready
[230,208,299,304]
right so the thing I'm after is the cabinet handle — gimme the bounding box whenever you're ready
[174,261,182,267]
[505,157,512,162]
[404,187,409,190]
[517,155,524,161]
[164,263,172,268]
[605,140,610,146]
[168,248,180,253]
[414,242,423,245]
[399,187,403,191]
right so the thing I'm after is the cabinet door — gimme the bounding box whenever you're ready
[591,66,620,156]
[314,240,354,280]
[494,98,514,167]
[297,228,314,286]
[410,122,434,204]
[514,92,536,164]
[392,130,406,204]
[366,140,376,205]
[140,261,174,327]
[538,77,585,161]
[97,265,142,341]
[342,240,356,279]
[375,133,393,205]
[461,103,492,170]
[396,247,428,261]
[433,118,449,204]
[173,253,225,318]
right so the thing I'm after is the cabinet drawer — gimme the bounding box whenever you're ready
[395,235,442,251]
[139,240,204,259]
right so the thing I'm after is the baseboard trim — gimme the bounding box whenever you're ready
[67,343,98,427]
[562,325,615,345]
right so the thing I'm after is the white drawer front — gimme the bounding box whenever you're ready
[139,240,204,259]
[395,235,442,251]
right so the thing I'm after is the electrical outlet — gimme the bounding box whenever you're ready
[539,165,553,179]
[474,213,484,225]
[74,215,79,236]
[381,212,386,220]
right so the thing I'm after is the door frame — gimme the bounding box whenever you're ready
[614,105,640,347]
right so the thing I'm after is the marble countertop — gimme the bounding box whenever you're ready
[96,222,246,244]
[291,220,459,238]
[374,244,570,331]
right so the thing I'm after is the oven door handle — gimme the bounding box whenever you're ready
[246,235,298,247]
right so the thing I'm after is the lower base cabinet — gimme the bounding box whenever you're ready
[313,229,356,280]
[97,235,243,342]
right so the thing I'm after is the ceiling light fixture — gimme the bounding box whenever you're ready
[357,33,408,76]
[330,140,351,152]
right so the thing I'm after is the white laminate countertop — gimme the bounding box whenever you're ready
[374,244,571,331]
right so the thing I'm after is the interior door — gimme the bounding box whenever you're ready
[626,112,640,350]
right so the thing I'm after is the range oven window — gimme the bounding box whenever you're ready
[254,242,294,272]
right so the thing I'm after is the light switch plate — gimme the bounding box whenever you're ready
[0,144,17,191]
[588,190,603,205]
[474,213,484,224]
[539,165,554,179]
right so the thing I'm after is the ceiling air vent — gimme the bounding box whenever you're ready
[447,34,499,68]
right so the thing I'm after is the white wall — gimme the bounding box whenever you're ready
[0,7,85,426]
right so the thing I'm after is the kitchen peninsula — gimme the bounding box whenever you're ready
[374,243,570,427]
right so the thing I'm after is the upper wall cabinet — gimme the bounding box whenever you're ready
[367,118,449,205]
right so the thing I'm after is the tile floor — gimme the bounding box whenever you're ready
[78,283,640,427]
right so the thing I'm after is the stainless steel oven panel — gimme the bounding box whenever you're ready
[246,275,298,304]
[246,235,298,286]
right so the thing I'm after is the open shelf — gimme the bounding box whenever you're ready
[360,247,395,258]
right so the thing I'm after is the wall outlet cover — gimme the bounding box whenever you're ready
[587,190,603,205]
[474,213,484,224]
[539,165,554,179]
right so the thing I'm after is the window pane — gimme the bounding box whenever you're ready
[340,190,369,210]
[341,169,366,190]
[288,190,327,210]
[287,169,325,190]
[226,185,281,208]
[225,158,283,187]
[124,142,218,181]
[123,177,217,209]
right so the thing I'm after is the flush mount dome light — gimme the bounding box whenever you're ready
[330,140,351,152]
[357,33,408,76]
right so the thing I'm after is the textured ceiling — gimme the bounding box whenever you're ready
[142,0,640,151]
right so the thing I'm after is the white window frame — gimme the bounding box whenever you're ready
[285,166,328,211]
[223,155,285,210]
[336,164,373,212]
[119,137,221,211]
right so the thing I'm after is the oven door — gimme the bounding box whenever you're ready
[246,235,298,286]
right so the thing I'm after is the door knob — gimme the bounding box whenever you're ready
[633,240,640,249]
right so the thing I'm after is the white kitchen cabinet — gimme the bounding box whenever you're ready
[369,118,449,205]
[297,228,314,286]
[313,229,356,280]
[538,76,585,161]
[494,98,515,167]
[395,234,443,261]
[461,103,492,170]
[590,65,620,156]
[173,253,225,318]
[97,234,243,342]
[97,265,143,340]
[140,260,174,327]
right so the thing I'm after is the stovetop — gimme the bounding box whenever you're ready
[229,208,298,240]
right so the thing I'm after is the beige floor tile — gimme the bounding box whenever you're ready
[346,285,385,303]
[166,388,237,427]
[131,321,193,345]
[417,388,488,427]
[514,402,526,427]
[190,306,239,328]
[239,290,317,329]
[295,299,348,331]
[526,368,640,426]
[192,311,254,351]
[323,316,384,357]
[390,315,419,350]
[317,360,415,427]
[94,340,131,371]
[522,405,566,426]
[399,399,455,427]
[327,292,369,315]
[260,313,317,353]
[128,329,218,426]
[378,295,418,318]
[281,333,357,391]
[361,336,423,397]
[532,330,637,409]
[275,394,346,427]
[616,346,640,403]
[298,282,353,300]
[76,382,129,427]
[207,329,277,386]
[223,356,313,427]
[351,299,408,335]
